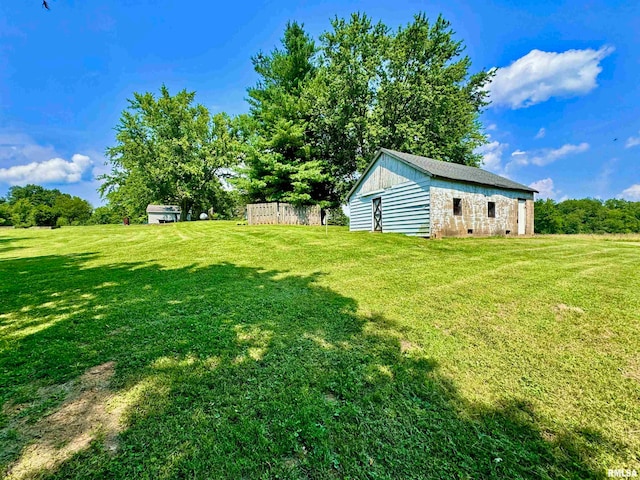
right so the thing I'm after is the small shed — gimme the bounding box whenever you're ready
[346,148,538,238]
[146,205,181,224]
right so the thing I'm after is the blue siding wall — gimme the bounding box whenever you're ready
[349,194,375,231]
[379,180,431,236]
[349,154,431,236]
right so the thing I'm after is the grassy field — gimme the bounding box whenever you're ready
[0,223,638,479]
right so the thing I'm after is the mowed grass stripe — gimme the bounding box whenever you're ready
[0,223,638,479]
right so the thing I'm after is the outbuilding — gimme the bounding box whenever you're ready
[146,205,181,224]
[346,148,537,238]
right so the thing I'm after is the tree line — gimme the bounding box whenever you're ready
[0,183,241,227]
[99,13,492,221]
[0,185,95,227]
[535,198,640,234]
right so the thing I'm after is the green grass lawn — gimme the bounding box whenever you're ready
[1,223,638,479]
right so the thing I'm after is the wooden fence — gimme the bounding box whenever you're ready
[246,202,322,226]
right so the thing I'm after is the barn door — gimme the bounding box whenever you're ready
[372,197,382,232]
[517,199,526,235]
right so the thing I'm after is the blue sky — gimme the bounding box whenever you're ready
[0,0,639,206]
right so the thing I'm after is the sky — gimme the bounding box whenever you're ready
[0,0,639,206]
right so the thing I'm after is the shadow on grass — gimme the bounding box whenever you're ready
[0,236,25,254]
[0,254,606,479]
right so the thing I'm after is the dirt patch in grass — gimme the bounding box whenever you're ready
[324,393,338,405]
[623,358,640,384]
[553,303,585,315]
[4,362,124,480]
[400,339,420,353]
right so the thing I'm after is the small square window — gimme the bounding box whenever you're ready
[488,201,496,218]
[453,198,462,216]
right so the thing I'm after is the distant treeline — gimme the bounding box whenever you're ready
[535,198,640,234]
[0,184,106,227]
[0,184,243,227]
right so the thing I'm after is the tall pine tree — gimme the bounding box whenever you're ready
[235,22,330,206]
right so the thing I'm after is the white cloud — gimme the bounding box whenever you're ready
[625,132,640,148]
[476,140,509,175]
[535,128,546,139]
[530,142,589,166]
[486,123,497,131]
[0,132,97,186]
[506,142,589,170]
[618,184,640,201]
[0,154,93,185]
[489,46,614,109]
[506,150,528,170]
[0,133,58,164]
[477,138,588,185]
[529,178,560,199]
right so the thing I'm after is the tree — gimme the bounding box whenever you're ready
[374,15,491,165]
[7,184,61,207]
[311,14,491,203]
[2,185,93,227]
[100,86,238,221]
[89,206,122,225]
[31,205,57,226]
[0,203,12,226]
[308,14,389,202]
[11,199,35,228]
[236,22,330,206]
[239,15,491,207]
[534,199,562,234]
[53,195,92,225]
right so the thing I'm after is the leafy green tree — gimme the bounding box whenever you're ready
[31,205,57,226]
[200,187,243,220]
[7,184,61,207]
[602,209,626,233]
[53,195,92,225]
[308,14,389,202]
[534,199,562,234]
[374,15,491,165]
[603,199,640,233]
[2,185,94,227]
[11,199,35,228]
[100,86,238,221]
[0,203,13,226]
[89,205,122,225]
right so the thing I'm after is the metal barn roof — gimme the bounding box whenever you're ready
[146,205,181,213]
[347,148,538,200]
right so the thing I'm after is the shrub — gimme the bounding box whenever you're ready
[326,207,349,226]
